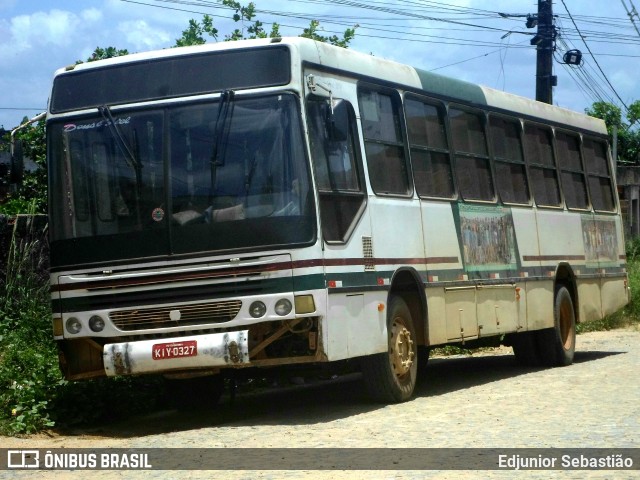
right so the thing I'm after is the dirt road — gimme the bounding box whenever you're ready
[3,326,640,479]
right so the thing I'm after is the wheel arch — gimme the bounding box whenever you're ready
[388,267,428,346]
[554,262,580,324]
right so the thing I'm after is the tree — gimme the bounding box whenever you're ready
[586,100,640,164]
[174,1,356,47]
[0,120,47,214]
[175,15,218,46]
[301,20,358,48]
[77,46,130,64]
[88,46,130,61]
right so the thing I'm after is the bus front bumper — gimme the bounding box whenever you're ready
[103,330,249,376]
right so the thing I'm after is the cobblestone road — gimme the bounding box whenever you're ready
[4,326,640,479]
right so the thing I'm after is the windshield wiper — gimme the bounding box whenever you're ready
[98,105,142,172]
[99,105,143,226]
[210,90,235,195]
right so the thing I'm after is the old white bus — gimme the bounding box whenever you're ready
[45,37,628,403]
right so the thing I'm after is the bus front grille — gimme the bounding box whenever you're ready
[109,300,243,331]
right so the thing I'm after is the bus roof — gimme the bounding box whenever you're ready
[56,37,606,135]
[300,38,607,135]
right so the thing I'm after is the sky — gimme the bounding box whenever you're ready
[0,0,639,130]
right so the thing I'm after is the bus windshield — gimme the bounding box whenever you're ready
[48,93,314,266]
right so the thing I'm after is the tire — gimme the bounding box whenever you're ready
[538,286,576,367]
[361,296,418,403]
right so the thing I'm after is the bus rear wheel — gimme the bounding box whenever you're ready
[539,285,576,367]
[361,296,417,403]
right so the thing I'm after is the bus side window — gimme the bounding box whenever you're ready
[524,123,562,207]
[358,88,411,196]
[584,137,615,212]
[490,115,530,205]
[556,131,589,210]
[449,107,494,201]
[405,96,454,199]
[307,97,366,243]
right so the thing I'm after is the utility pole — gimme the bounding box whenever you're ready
[621,0,640,38]
[532,0,556,104]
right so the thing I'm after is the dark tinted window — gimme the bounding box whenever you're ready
[307,97,366,243]
[450,107,494,201]
[48,93,314,266]
[524,123,561,207]
[584,138,615,211]
[490,116,529,204]
[557,131,589,209]
[52,47,291,113]
[359,88,411,195]
[405,96,454,198]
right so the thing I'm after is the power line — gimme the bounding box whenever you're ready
[559,0,630,111]
[0,108,45,111]
[620,0,640,37]
[118,0,635,109]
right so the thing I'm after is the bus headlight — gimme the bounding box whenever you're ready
[274,298,292,316]
[89,315,106,332]
[249,301,267,318]
[66,317,82,335]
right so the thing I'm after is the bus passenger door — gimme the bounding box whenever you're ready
[305,75,383,360]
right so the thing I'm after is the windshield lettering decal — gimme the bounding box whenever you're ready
[64,117,132,133]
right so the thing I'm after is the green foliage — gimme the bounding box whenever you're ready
[0,197,35,216]
[626,236,640,263]
[0,120,47,215]
[586,100,640,164]
[0,213,56,434]
[300,20,359,48]
[81,46,130,63]
[175,15,218,46]
[0,217,166,435]
[175,1,355,46]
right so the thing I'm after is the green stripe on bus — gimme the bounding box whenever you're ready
[415,68,487,105]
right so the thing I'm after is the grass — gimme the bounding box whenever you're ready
[0,213,58,434]
[0,218,639,434]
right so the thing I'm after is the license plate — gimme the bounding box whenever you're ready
[152,340,197,360]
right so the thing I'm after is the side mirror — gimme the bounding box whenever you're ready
[326,99,350,142]
[10,138,24,185]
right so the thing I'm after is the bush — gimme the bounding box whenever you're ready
[0,213,57,434]
[0,214,164,435]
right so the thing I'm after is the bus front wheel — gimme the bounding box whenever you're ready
[361,296,418,403]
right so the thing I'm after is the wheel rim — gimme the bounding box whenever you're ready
[389,317,415,379]
[559,297,574,351]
